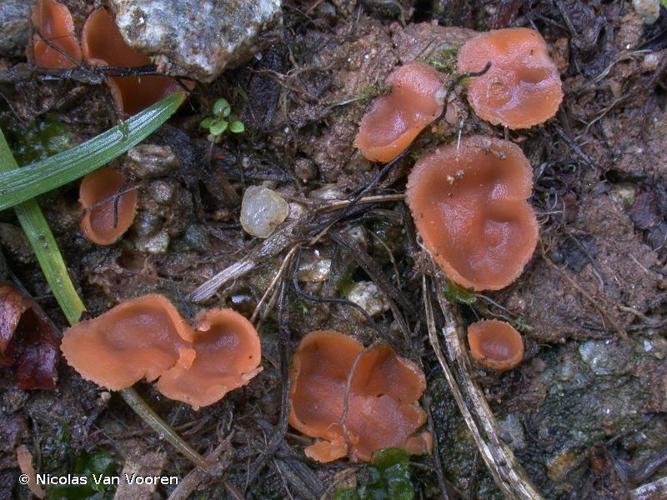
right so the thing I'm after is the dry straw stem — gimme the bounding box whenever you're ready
[190,215,305,302]
[422,274,542,500]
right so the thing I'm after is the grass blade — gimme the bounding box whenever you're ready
[0,129,85,324]
[0,92,185,211]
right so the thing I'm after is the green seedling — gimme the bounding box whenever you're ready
[200,98,245,143]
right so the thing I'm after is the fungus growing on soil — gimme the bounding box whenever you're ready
[0,283,59,390]
[406,135,538,291]
[457,27,563,129]
[467,319,524,371]
[81,7,184,115]
[355,61,445,163]
[289,331,431,463]
[156,308,262,409]
[31,0,82,68]
[79,167,137,246]
[60,294,261,409]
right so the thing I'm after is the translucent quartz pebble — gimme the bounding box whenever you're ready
[240,186,289,238]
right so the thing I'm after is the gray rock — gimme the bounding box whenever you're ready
[109,0,283,82]
[497,414,526,450]
[125,144,179,179]
[578,340,634,375]
[632,0,660,24]
[0,0,31,57]
[183,224,211,253]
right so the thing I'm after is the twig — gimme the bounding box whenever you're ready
[190,214,306,302]
[317,193,405,212]
[119,388,209,470]
[630,476,667,500]
[552,124,597,170]
[250,244,300,324]
[422,275,543,499]
[167,438,234,500]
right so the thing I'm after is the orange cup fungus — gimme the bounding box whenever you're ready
[355,62,445,163]
[406,135,538,291]
[457,28,563,129]
[81,8,185,115]
[289,331,431,463]
[467,320,524,371]
[30,0,82,68]
[60,294,262,409]
[79,167,138,246]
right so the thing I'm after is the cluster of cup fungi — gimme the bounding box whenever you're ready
[30,0,564,464]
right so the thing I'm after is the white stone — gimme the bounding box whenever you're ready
[240,186,289,238]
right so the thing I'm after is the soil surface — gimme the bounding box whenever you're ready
[1,1,666,499]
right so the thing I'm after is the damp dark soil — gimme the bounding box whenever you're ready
[0,1,666,499]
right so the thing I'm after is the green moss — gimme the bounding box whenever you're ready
[427,48,458,74]
[336,448,415,500]
[443,280,477,305]
[46,450,118,499]
[357,83,389,105]
[2,115,72,166]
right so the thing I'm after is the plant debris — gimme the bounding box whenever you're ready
[0,283,59,390]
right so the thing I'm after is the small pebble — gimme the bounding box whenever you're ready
[148,179,175,204]
[294,157,318,183]
[125,144,180,178]
[632,0,660,24]
[298,252,332,283]
[346,281,389,317]
[183,225,211,252]
[135,230,170,254]
[609,183,636,207]
[133,211,163,237]
[642,52,661,72]
[240,186,289,238]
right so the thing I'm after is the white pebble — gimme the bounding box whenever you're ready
[240,186,289,238]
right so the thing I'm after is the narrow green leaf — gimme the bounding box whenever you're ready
[0,129,85,324]
[229,121,245,134]
[0,92,185,212]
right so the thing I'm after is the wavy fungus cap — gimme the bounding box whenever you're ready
[156,308,262,409]
[467,320,524,371]
[81,8,184,115]
[457,28,563,129]
[79,167,137,246]
[61,295,193,391]
[31,0,82,68]
[406,135,538,291]
[288,331,431,462]
[61,295,262,409]
[355,62,445,163]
